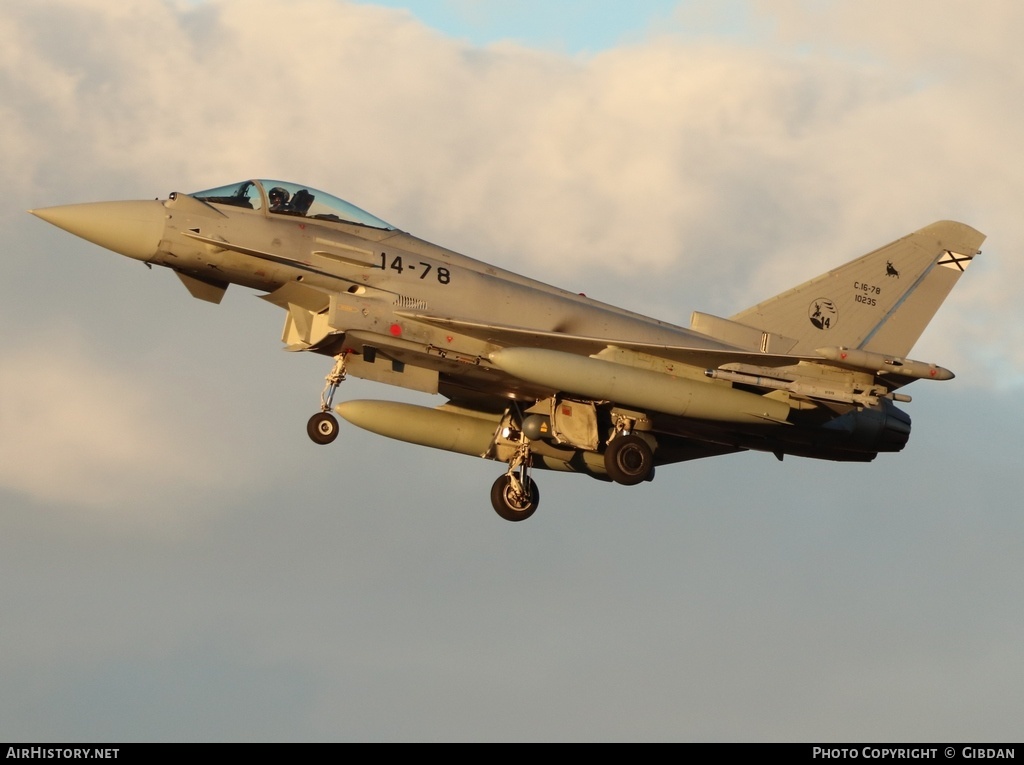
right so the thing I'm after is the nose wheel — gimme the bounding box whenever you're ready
[307,411,340,444]
[308,352,348,445]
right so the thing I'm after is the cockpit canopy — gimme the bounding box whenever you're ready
[190,179,394,230]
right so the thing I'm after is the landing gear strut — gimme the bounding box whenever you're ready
[490,442,539,521]
[307,352,348,445]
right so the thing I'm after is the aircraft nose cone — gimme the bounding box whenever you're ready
[30,200,166,262]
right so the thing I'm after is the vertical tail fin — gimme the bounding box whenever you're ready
[729,221,985,357]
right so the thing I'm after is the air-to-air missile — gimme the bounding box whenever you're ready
[815,346,954,380]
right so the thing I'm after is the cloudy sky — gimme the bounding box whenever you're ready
[2,0,1023,742]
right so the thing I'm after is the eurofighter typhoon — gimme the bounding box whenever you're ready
[31,180,984,521]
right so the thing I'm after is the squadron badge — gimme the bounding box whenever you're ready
[809,298,837,330]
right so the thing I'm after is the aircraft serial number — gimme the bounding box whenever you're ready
[855,294,877,306]
[379,254,451,284]
[854,281,882,295]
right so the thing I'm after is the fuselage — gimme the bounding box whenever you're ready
[156,181,730,353]
[115,179,743,412]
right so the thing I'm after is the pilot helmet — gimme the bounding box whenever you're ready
[268,186,289,206]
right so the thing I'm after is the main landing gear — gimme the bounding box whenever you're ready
[603,433,654,485]
[490,442,539,522]
[307,352,348,445]
[488,421,656,522]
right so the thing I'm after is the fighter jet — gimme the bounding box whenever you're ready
[30,179,984,521]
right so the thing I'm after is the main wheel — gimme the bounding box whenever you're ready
[490,474,540,522]
[307,412,339,445]
[604,434,654,486]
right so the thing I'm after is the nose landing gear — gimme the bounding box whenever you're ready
[307,352,348,445]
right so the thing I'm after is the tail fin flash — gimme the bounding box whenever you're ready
[729,221,985,357]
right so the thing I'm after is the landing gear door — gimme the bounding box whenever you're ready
[551,397,599,451]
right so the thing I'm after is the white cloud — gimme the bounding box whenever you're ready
[0,337,257,522]
[3,0,1024,742]
[4,0,1020,374]
[1,0,1018,489]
